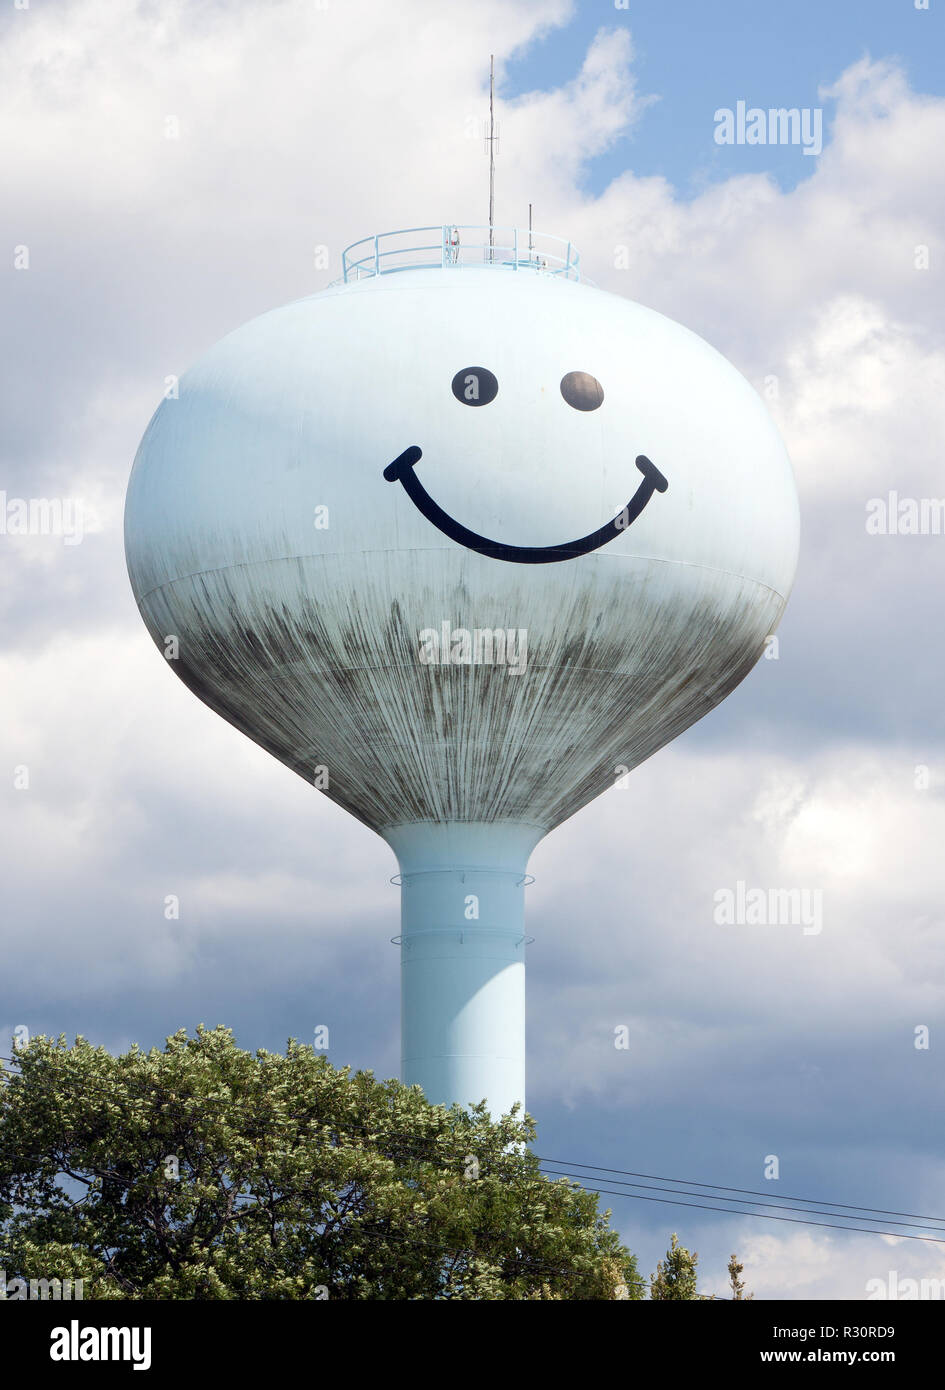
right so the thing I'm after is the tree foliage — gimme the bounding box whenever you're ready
[650,1231,699,1300]
[0,1026,643,1300]
[648,1235,753,1301]
[728,1252,753,1300]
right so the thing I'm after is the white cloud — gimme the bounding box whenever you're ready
[526,743,945,1107]
[727,1228,945,1301]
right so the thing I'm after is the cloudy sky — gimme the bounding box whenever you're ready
[2,0,944,1299]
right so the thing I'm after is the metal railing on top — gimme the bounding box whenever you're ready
[338,225,587,285]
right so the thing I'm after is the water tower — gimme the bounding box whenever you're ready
[124,225,799,1118]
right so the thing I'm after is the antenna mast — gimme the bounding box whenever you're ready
[488,55,496,261]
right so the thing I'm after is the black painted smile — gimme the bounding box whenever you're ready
[383,447,669,564]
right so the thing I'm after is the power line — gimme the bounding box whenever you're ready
[538,1157,945,1227]
[560,1177,945,1246]
[539,1163,945,1233]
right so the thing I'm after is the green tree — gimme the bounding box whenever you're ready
[0,1026,643,1301]
[728,1252,753,1300]
[650,1231,699,1300]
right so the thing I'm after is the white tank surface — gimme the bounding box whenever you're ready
[125,226,799,1117]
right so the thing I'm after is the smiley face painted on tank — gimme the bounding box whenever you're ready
[384,366,669,565]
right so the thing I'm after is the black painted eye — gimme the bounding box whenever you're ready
[451,366,498,406]
[560,371,604,411]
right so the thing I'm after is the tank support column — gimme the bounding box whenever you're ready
[384,822,542,1119]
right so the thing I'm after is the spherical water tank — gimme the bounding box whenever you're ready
[125,227,799,1116]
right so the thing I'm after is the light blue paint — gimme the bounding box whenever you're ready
[385,822,542,1118]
